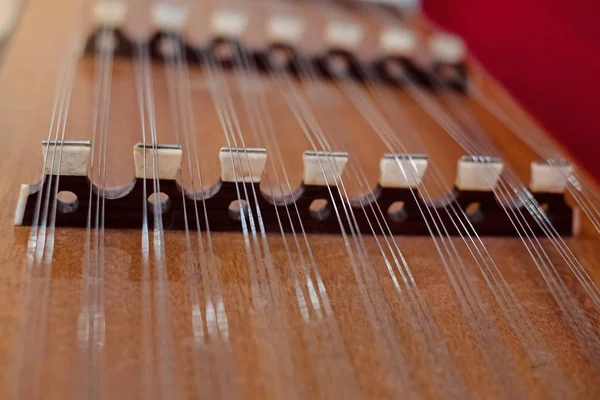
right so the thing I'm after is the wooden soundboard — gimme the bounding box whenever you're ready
[0,0,599,398]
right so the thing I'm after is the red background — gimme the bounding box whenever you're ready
[423,1,600,179]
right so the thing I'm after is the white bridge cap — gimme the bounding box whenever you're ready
[379,27,417,58]
[15,140,91,226]
[211,9,249,38]
[325,21,364,50]
[42,140,91,176]
[93,0,127,26]
[152,2,189,31]
[267,14,305,44]
[303,150,348,186]
[220,147,267,183]
[134,143,183,180]
[456,155,504,191]
[530,160,573,193]
[379,154,428,188]
[429,32,467,64]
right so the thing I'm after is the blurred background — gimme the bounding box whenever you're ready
[1,0,598,178]
[424,0,600,182]
[0,0,23,60]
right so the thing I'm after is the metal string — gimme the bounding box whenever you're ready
[132,39,177,399]
[404,72,600,376]
[269,59,417,396]
[199,45,303,397]
[231,43,360,398]
[78,23,114,400]
[16,58,75,399]
[17,2,600,397]
[146,39,176,399]
[357,64,572,394]
[13,25,80,397]
[163,38,207,398]
[164,35,238,398]
[132,40,155,399]
[283,51,468,397]
[473,85,600,245]
[421,73,600,314]
[425,75,600,310]
[331,66,526,395]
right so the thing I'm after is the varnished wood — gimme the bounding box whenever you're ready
[1,1,600,399]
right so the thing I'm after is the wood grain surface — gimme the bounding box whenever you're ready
[1,1,600,399]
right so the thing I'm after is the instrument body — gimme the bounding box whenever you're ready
[1,0,599,398]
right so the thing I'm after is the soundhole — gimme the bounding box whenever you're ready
[229,199,248,221]
[388,201,407,222]
[57,191,79,214]
[309,199,331,221]
[465,202,484,223]
[148,192,171,214]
